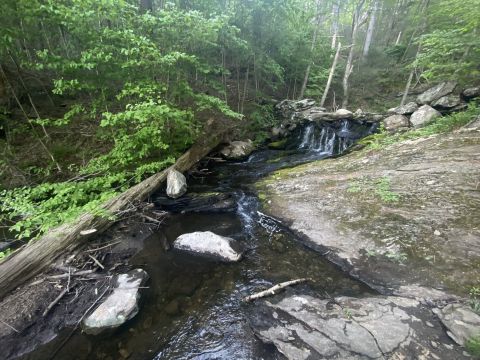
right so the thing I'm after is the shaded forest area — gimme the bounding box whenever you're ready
[0,0,479,249]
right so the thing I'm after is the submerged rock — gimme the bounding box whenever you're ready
[388,101,418,115]
[173,231,243,262]
[383,114,410,132]
[432,94,462,109]
[416,81,457,105]
[251,294,466,360]
[83,269,148,335]
[410,105,441,128]
[220,140,254,161]
[166,169,187,199]
[433,304,480,346]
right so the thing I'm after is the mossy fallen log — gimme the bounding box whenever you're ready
[0,131,225,299]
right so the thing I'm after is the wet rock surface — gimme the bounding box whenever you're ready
[220,140,255,160]
[173,231,244,262]
[83,269,149,335]
[251,294,469,359]
[166,169,187,199]
[258,128,480,296]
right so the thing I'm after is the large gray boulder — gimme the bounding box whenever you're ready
[462,86,480,100]
[83,269,148,335]
[173,231,243,262]
[334,108,353,119]
[251,294,467,360]
[388,102,418,115]
[166,169,187,199]
[416,81,457,104]
[433,304,480,346]
[410,105,441,128]
[432,94,462,109]
[220,140,254,161]
[383,114,410,132]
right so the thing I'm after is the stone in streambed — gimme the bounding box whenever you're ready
[166,169,187,199]
[82,269,148,335]
[410,105,441,128]
[173,231,243,262]
[220,140,254,161]
[383,114,410,132]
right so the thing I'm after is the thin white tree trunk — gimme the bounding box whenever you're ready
[362,0,378,58]
[395,31,402,45]
[331,2,340,49]
[320,42,342,107]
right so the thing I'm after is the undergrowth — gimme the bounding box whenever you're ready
[359,103,480,150]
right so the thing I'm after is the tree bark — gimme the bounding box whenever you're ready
[362,0,378,58]
[331,2,340,49]
[0,130,226,300]
[320,42,342,107]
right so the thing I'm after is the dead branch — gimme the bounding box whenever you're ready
[243,278,312,302]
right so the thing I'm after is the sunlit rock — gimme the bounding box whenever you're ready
[166,169,187,199]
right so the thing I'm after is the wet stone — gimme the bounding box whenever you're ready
[82,269,148,335]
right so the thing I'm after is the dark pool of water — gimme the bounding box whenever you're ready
[22,123,376,360]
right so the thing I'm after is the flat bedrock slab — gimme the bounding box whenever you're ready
[173,231,244,262]
[83,269,148,335]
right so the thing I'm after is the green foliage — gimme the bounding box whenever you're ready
[470,287,480,315]
[0,248,12,260]
[466,336,480,358]
[374,177,400,203]
[246,104,277,144]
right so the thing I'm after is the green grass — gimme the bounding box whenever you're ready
[374,177,400,203]
[466,336,480,358]
[360,104,480,150]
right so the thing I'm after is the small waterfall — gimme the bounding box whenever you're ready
[236,191,258,237]
[297,119,361,155]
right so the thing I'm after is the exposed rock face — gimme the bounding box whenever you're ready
[251,294,467,359]
[173,231,243,262]
[432,94,462,109]
[166,169,187,199]
[433,304,480,346]
[334,108,353,118]
[416,81,457,104]
[383,114,410,132]
[220,140,254,161]
[462,86,480,100]
[410,105,441,128]
[83,269,148,335]
[388,102,418,115]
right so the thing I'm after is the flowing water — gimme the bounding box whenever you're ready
[23,119,377,360]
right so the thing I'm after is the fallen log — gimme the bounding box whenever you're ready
[243,278,312,302]
[0,130,225,299]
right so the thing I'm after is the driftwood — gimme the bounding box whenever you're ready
[243,278,312,302]
[0,131,225,299]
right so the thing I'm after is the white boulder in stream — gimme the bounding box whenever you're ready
[83,269,148,335]
[173,231,243,262]
[166,169,187,199]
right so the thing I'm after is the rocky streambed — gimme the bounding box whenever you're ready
[2,87,480,359]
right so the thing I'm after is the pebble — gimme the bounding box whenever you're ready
[443,343,453,350]
[430,341,438,349]
[434,230,441,236]
[425,321,434,328]
[119,348,130,358]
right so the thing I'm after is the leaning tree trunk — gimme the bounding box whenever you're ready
[0,130,226,299]
[320,42,342,107]
[362,0,378,58]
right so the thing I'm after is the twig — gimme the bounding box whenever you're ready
[243,278,312,302]
[0,319,20,333]
[88,254,105,269]
[84,241,121,253]
[43,285,73,317]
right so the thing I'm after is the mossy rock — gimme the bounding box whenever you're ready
[268,139,288,150]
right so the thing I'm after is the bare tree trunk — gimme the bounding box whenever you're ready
[331,2,340,49]
[0,130,226,299]
[342,0,367,108]
[395,31,402,45]
[299,0,322,100]
[362,0,378,58]
[320,42,342,107]
[241,66,249,114]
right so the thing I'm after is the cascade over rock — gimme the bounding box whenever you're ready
[410,105,441,128]
[416,81,457,105]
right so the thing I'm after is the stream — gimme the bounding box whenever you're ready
[23,119,377,360]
